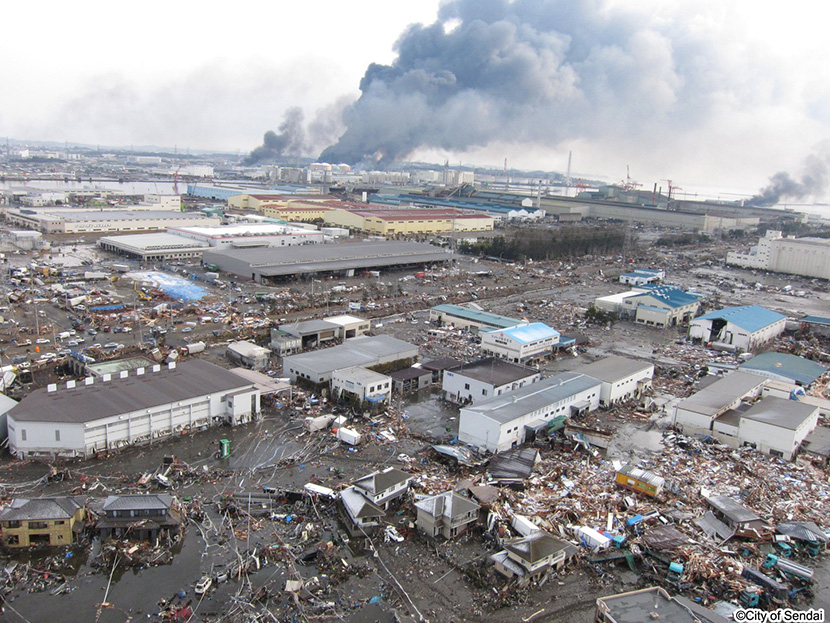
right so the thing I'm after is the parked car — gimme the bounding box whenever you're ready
[36,338,50,344]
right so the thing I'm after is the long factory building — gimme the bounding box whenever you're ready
[201,240,455,282]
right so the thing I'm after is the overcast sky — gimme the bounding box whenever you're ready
[3,0,830,196]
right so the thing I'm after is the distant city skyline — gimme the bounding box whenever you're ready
[4,1,830,200]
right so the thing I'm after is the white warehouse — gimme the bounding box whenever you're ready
[727,230,830,280]
[169,223,323,249]
[688,305,786,353]
[459,372,601,453]
[575,356,654,407]
[6,360,260,460]
[442,357,541,405]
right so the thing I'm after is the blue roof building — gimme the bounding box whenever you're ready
[689,305,787,353]
[600,285,702,329]
[739,352,827,386]
[481,322,561,363]
[429,304,523,332]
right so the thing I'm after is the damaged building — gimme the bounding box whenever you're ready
[458,372,601,453]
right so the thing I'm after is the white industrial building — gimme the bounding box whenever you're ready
[727,230,830,280]
[323,315,371,340]
[619,268,664,285]
[458,372,601,453]
[6,209,219,234]
[673,372,767,435]
[480,323,560,364]
[442,357,541,405]
[331,366,391,405]
[6,360,260,460]
[282,335,418,385]
[688,305,786,352]
[728,398,818,460]
[574,356,654,407]
[169,223,323,248]
[97,233,210,261]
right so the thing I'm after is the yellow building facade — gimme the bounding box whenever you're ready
[0,497,86,547]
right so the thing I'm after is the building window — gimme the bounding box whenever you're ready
[4,521,20,528]
[21,430,26,441]
[55,430,61,442]
[482,389,487,396]
[464,383,470,390]
[28,522,48,530]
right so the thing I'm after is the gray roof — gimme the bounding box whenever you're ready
[421,358,463,372]
[803,426,830,457]
[488,447,539,480]
[283,335,418,376]
[705,495,759,524]
[352,467,411,496]
[61,210,209,222]
[8,360,254,424]
[388,367,432,381]
[227,341,270,357]
[741,397,818,431]
[340,486,384,520]
[597,587,730,623]
[676,372,766,417]
[776,521,828,543]
[102,494,173,512]
[503,531,570,564]
[280,319,338,336]
[0,393,18,413]
[0,497,83,521]
[414,491,479,520]
[695,511,736,542]
[333,366,390,384]
[574,355,653,383]
[453,357,538,385]
[203,240,453,277]
[463,372,601,425]
[98,233,210,251]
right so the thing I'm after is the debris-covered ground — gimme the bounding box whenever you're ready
[0,231,828,621]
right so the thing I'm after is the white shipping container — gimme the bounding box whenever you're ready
[512,514,541,537]
[336,427,362,446]
[573,526,611,549]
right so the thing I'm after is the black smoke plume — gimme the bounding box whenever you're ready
[245,107,306,165]
[747,154,829,206]
[319,0,722,166]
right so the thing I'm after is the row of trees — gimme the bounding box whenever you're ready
[459,226,628,261]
